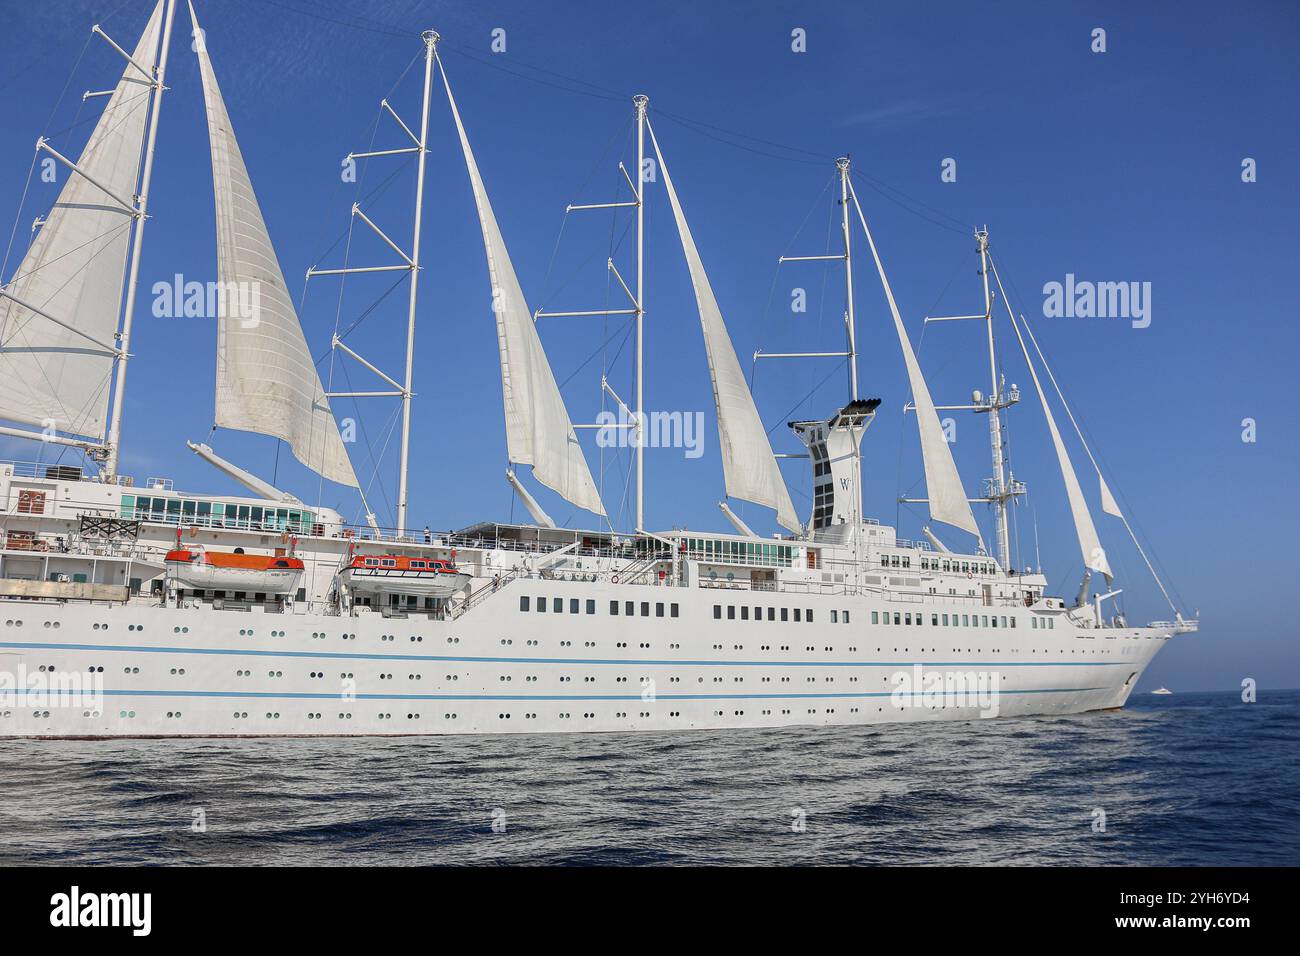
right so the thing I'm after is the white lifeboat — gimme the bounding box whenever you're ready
[338,554,471,599]
[165,546,304,595]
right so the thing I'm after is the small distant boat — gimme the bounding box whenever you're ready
[1151,687,1173,695]
[339,554,471,599]
[165,546,304,595]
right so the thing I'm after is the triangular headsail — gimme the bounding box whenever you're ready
[0,0,165,440]
[1005,308,1112,578]
[647,120,800,534]
[845,181,980,537]
[189,2,357,488]
[438,56,605,518]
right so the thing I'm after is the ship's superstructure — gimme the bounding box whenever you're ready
[0,1,1195,738]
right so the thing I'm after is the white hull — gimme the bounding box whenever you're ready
[0,581,1172,738]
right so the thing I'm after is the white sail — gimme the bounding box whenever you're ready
[647,121,800,533]
[846,183,980,537]
[190,3,357,488]
[1099,474,1122,518]
[1006,310,1111,578]
[439,58,605,518]
[0,1,164,439]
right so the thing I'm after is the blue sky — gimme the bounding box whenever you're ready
[1,0,1296,690]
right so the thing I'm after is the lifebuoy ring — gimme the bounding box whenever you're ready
[611,574,621,585]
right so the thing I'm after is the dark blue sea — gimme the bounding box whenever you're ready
[1,690,1296,865]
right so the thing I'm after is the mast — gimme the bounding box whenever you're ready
[536,94,649,532]
[633,94,648,531]
[393,30,438,536]
[104,0,177,479]
[976,228,1014,569]
[838,157,858,401]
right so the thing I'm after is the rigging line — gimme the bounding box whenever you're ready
[337,356,397,525]
[763,358,847,439]
[850,166,970,232]
[557,318,634,392]
[253,0,416,39]
[437,42,624,104]
[539,123,634,309]
[991,251,1185,615]
[322,271,410,355]
[654,106,829,162]
[653,111,828,168]
[36,20,94,140]
[43,83,155,144]
[850,169,969,236]
[0,152,38,285]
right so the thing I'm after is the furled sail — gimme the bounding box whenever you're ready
[647,120,800,534]
[438,58,605,517]
[1006,309,1112,578]
[190,3,357,487]
[0,0,164,439]
[846,183,980,537]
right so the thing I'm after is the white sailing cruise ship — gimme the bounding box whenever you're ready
[0,2,1196,738]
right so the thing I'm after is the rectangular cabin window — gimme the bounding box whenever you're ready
[904,613,912,626]
[794,609,802,623]
[832,610,839,624]
[537,596,546,612]
[625,601,634,616]
[586,600,596,615]
[962,615,969,626]
[640,602,650,617]
[981,615,989,627]
[520,596,530,612]
[553,597,563,613]
[656,603,664,618]
[1031,617,1037,629]
[570,598,580,614]
[894,613,901,625]
[767,608,775,621]
[806,609,814,623]
[713,605,721,620]
[881,612,888,626]
[727,606,736,620]
[671,604,679,618]
[753,606,762,623]
[610,600,619,615]
[1010,617,1016,628]
[872,611,879,624]
[781,608,788,622]
[991,616,998,628]
[843,611,850,624]
[932,614,939,626]
[741,606,749,621]
[942,614,949,626]
[411,560,426,569]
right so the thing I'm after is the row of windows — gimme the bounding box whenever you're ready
[518,596,681,618]
[887,554,995,575]
[713,604,825,623]
[870,610,1035,629]
[678,538,795,568]
[121,494,318,534]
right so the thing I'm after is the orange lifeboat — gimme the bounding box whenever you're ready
[165,546,304,595]
[338,553,471,599]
